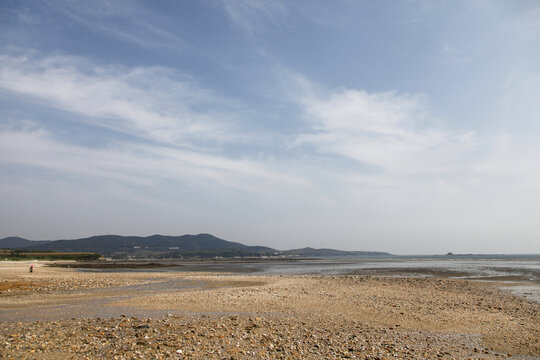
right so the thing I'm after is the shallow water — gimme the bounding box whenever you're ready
[2,255,539,321]
[76,255,540,303]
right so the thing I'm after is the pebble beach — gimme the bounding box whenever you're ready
[0,261,539,359]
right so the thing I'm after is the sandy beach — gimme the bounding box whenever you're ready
[0,261,539,359]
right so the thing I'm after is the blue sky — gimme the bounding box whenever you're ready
[1,0,539,254]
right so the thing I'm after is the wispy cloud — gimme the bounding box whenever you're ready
[0,51,242,146]
[507,2,540,43]
[1,43,539,251]
[222,0,288,35]
[435,43,473,66]
[0,49,311,199]
[42,0,186,51]
[295,87,477,176]
[0,126,307,193]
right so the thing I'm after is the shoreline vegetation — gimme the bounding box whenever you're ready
[0,249,101,261]
[0,261,539,359]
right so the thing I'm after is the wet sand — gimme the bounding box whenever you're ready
[0,261,539,359]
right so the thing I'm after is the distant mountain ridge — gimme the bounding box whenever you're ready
[0,234,390,258]
[0,237,51,248]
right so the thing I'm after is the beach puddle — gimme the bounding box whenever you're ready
[505,285,540,304]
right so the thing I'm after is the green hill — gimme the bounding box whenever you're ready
[0,234,391,259]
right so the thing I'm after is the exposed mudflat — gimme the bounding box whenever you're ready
[47,262,184,269]
[0,261,539,359]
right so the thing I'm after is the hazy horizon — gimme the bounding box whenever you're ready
[2,232,540,256]
[1,1,540,255]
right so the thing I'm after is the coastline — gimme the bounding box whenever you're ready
[1,261,539,359]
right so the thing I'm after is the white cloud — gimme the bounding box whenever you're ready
[296,88,477,175]
[2,48,540,252]
[0,126,307,194]
[271,76,540,253]
[0,52,242,146]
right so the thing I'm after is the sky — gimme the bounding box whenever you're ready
[1,0,539,254]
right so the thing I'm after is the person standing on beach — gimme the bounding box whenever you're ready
[29,265,33,273]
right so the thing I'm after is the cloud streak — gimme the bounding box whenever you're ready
[222,0,288,35]
[0,126,306,194]
[0,52,243,146]
[42,0,186,51]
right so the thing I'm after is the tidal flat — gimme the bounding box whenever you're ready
[0,261,539,359]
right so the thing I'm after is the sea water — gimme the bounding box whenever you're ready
[171,254,540,303]
[80,254,540,303]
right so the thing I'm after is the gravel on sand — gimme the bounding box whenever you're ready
[0,261,538,359]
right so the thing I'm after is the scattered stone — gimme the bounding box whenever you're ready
[0,262,538,359]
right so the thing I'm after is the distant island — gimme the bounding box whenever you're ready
[0,234,391,259]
